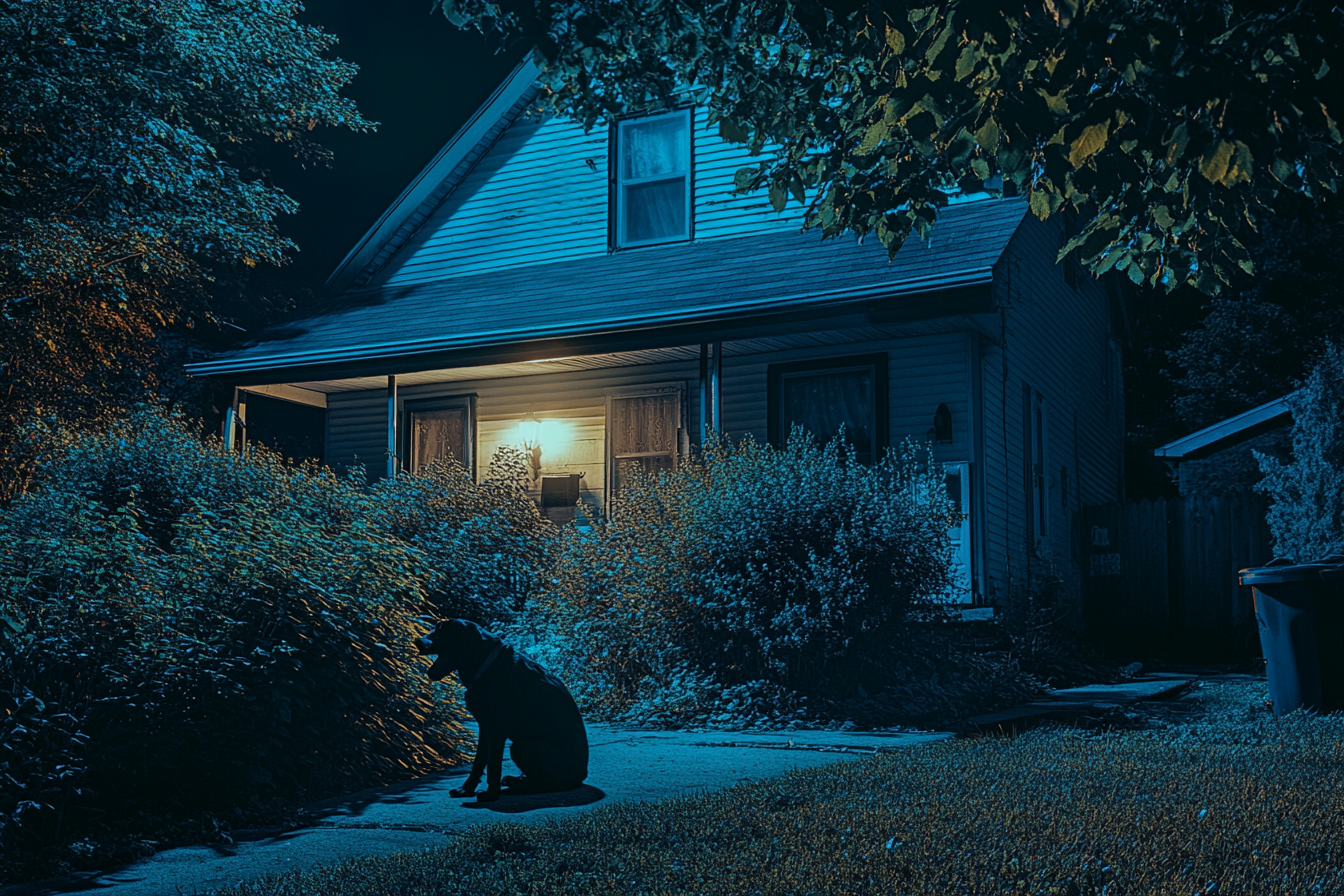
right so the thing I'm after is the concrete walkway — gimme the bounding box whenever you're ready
[4,725,951,896]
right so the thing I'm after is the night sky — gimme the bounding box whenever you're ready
[277,1,526,286]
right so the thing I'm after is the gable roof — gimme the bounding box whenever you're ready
[326,53,542,293]
[1153,392,1296,463]
[187,198,1030,382]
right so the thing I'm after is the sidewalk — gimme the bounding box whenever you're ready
[3,725,951,896]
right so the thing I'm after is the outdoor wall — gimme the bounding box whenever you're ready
[372,107,804,289]
[324,326,975,520]
[979,213,1123,621]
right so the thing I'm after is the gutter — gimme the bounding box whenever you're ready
[186,267,995,379]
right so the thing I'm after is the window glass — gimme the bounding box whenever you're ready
[622,180,689,246]
[410,408,466,472]
[620,115,688,180]
[780,367,875,463]
[616,110,690,247]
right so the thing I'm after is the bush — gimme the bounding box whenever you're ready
[509,431,960,726]
[0,406,544,882]
[1255,343,1344,559]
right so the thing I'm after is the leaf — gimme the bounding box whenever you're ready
[885,25,906,54]
[718,118,749,144]
[1153,205,1175,229]
[955,44,981,81]
[1199,140,1235,184]
[859,119,890,155]
[975,118,1000,151]
[1029,188,1052,219]
[946,128,975,166]
[925,21,954,64]
[1068,121,1110,168]
[768,183,787,212]
[971,157,990,181]
[1037,88,1070,116]
[1164,122,1190,165]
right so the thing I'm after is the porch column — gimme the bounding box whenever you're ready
[699,342,709,445]
[237,390,248,455]
[222,387,239,451]
[710,340,723,433]
[386,374,398,479]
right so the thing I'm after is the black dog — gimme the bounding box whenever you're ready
[416,619,588,802]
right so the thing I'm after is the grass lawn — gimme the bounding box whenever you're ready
[216,680,1344,896]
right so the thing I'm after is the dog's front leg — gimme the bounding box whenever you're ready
[450,726,490,798]
[477,727,506,802]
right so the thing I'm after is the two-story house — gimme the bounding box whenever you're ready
[187,55,1128,618]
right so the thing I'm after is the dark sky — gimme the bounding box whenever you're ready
[275,1,526,286]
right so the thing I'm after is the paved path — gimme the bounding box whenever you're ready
[5,725,950,896]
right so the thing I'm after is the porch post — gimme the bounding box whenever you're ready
[236,390,249,456]
[386,374,398,479]
[222,387,239,451]
[698,342,709,445]
[710,340,723,433]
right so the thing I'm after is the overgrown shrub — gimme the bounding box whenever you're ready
[509,431,959,725]
[0,406,544,882]
[1256,343,1344,559]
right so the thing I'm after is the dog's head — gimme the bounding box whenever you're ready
[415,618,500,682]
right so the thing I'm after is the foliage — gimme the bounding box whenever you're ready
[0,0,372,482]
[1255,344,1344,560]
[510,431,959,724]
[439,0,1342,294]
[212,679,1344,896]
[1167,203,1344,430]
[0,407,546,882]
[368,446,553,622]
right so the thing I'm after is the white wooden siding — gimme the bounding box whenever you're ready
[327,329,972,521]
[374,107,805,288]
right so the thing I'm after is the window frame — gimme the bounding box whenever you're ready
[609,108,694,250]
[766,353,889,462]
[401,394,477,481]
[604,383,687,509]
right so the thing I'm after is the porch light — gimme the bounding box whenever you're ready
[518,412,543,481]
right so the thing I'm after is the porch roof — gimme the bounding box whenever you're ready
[187,198,1027,384]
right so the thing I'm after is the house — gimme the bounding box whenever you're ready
[185,55,1128,617]
[1154,393,1295,497]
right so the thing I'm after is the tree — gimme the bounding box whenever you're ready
[0,0,372,475]
[1167,201,1344,429]
[438,0,1342,293]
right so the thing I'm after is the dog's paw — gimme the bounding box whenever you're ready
[477,788,501,803]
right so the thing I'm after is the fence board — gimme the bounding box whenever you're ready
[1081,489,1270,661]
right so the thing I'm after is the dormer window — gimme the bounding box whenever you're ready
[614,109,692,248]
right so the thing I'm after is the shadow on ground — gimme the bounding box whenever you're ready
[463,784,606,813]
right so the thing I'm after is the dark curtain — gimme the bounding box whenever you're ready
[781,369,874,461]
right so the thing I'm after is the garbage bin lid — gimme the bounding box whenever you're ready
[1240,556,1344,585]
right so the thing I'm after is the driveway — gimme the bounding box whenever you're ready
[4,724,950,896]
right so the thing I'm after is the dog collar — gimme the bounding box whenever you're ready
[465,644,503,685]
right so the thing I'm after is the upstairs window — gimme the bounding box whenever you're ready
[614,110,692,248]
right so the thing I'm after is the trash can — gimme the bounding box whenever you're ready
[1239,557,1344,716]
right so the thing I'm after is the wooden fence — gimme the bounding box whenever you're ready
[1080,490,1273,662]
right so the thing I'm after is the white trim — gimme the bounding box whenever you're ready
[1153,392,1295,462]
[239,384,328,409]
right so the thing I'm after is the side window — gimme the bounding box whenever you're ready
[768,354,888,465]
[405,396,475,478]
[613,109,692,248]
[605,385,684,504]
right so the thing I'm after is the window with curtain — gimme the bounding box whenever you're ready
[768,355,888,465]
[607,388,682,502]
[407,403,471,475]
[614,110,691,248]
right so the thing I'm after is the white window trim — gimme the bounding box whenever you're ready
[935,461,974,605]
[614,109,693,249]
